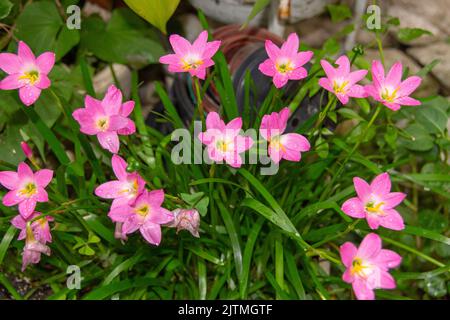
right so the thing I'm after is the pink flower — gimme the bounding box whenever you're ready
[0,41,55,106]
[341,172,406,230]
[21,141,33,160]
[11,212,53,244]
[108,190,174,246]
[258,33,313,88]
[72,85,136,153]
[318,55,368,105]
[95,155,145,208]
[159,31,221,80]
[167,208,200,238]
[198,112,254,168]
[259,107,310,163]
[0,162,53,219]
[340,233,402,300]
[114,222,127,241]
[21,225,51,271]
[365,60,422,111]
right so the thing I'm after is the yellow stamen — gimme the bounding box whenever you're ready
[270,136,286,152]
[332,80,349,94]
[135,205,150,217]
[19,70,40,85]
[96,118,109,131]
[381,87,399,102]
[351,258,368,276]
[276,61,294,74]
[19,182,37,197]
[216,140,229,153]
[181,57,204,71]
[365,201,385,215]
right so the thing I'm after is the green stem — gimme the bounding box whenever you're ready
[194,77,205,124]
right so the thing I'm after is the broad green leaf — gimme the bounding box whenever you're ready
[397,28,433,42]
[0,0,13,20]
[399,123,434,151]
[418,210,449,234]
[327,4,352,23]
[416,101,447,134]
[123,0,180,34]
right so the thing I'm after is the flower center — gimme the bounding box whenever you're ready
[216,140,230,153]
[19,182,37,198]
[332,80,349,94]
[181,56,204,71]
[381,87,399,102]
[96,117,109,131]
[19,70,40,85]
[365,201,385,215]
[270,135,286,152]
[351,258,369,277]
[135,205,150,217]
[276,60,294,74]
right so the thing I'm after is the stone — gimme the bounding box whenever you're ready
[93,64,132,97]
[407,42,450,94]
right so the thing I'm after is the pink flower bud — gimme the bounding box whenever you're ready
[167,208,200,238]
[21,141,33,159]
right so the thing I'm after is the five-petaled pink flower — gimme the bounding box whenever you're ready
[11,212,53,244]
[95,154,145,209]
[0,162,53,219]
[341,172,406,230]
[340,233,402,300]
[259,33,313,88]
[159,31,221,80]
[198,112,254,168]
[260,107,310,163]
[72,85,136,153]
[365,60,422,111]
[318,55,368,105]
[0,41,55,106]
[108,190,174,246]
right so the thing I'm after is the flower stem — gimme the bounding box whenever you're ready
[194,77,205,124]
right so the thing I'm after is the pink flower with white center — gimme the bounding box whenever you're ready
[11,212,53,244]
[95,155,145,208]
[318,55,368,105]
[108,190,174,246]
[198,112,254,168]
[0,41,55,106]
[365,60,422,111]
[258,33,313,89]
[72,85,136,154]
[341,172,406,231]
[259,107,310,163]
[21,225,51,271]
[159,31,221,80]
[167,208,200,238]
[340,233,402,300]
[0,162,53,219]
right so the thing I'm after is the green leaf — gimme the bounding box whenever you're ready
[81,9,164,68]
[0,226,16,265]
[195,197,209,217]
[399,123,434,151]
[123,0,180,34]
[397,28,433,42]
[337,108,365,122]
[243,0,270,28]
[327,4,352,23]
[416,102,447,134]
[78,244,95,256]
[0,0,13,20]
[418,210,449,234]
[14,1,79,60]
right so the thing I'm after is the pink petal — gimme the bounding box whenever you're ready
[353,177,371,202]
[320,60,336,80]
[335,55,350,74]
[206,112,225,130]
[289,67,307,80]
[120,101,135,117]
[352,278,375,300]
[371,60,385,88]
[111,154,128,180]
[140,222,162,245]
[347,70,368,86]
[384,102,401,111]
[35,74,51,90]
[84,95,104,114]
[192,67,206,80]
[17,162,34,180]
[224,152,242,168]
[146,189,165,207]
[11,214,26,230]
[318,77,333,92]
[19,85,41,106]
[102,85,122,115]
[364,84,380,100]
[296,51,313,66]
[0,74,23,90]
[0,171,19,190]
[397,76,422,97]
[273,72,289,88]
[117,119,136,135]
[36,52,55,75]
[159,53,180,65]
[265,40,281,60]
[396,96,421,106]
[203,40,221,59]
[108,115,129,131]
[148,207,174,224]
[385,61,402,87]
[18,198,36,219]
[379,269,396,289]
[374,249,402,269]
[258,59,276,77]
[234,135,254,153]
[379,209,405,231]
[268,143,284,164]
[281,33,299,55]
[383,192,406,208]
[357,233,382,260]
[3,190,23,206]
[72,109,99,135]
[18,41,36,63]
[226,117,243,134]
[122,216,140,234]
[169,34,192,56]
[34,169,53,187]
[97,131,120,153]
[341,197,365,218]
[347,84,367,98]
[108,205,132,222]
[192,30,208,52]
[34,187,49,202]
[370,172,391,196]
[280,133,310,152]
[340,242,358,267]
[342,268,354,283]
[95,181,127,199]
[0,53,21,74]
[366,214,381,230]
[336,94,349,105]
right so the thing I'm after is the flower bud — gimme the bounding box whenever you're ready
[21,141,33,159]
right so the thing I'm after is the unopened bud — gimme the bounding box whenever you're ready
[21,141,33,159]
[167,208,200,238]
